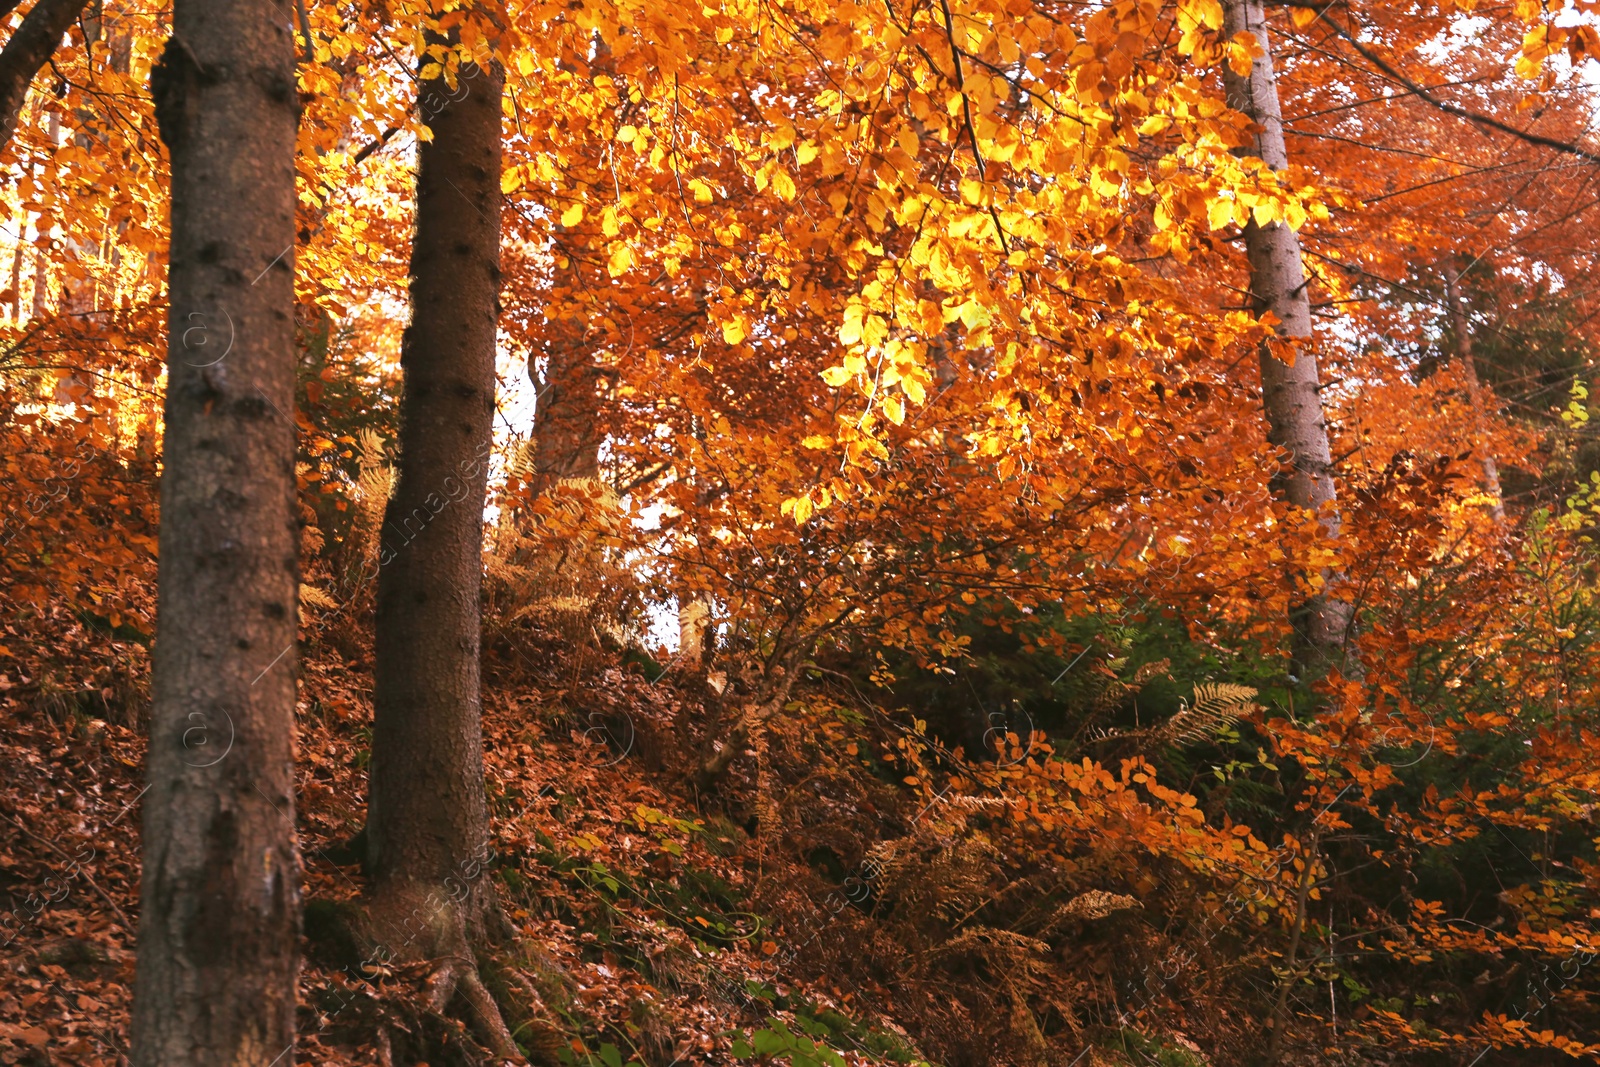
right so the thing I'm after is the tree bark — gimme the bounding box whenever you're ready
[6,238,18,321]
[1443,262,1505,522]
[1221,0,1352,668]
[523,35,612,510]
[132,2,300,1064]
[0,0,92,152]
[529,328,602,497]
[362,46,515,1057]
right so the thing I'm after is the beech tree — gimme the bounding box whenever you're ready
[1221,0,1352,666]
[130,0,300,1063]
[359,24,517,1055]
[1444,260,1507,521]
[4,1,1600,1064]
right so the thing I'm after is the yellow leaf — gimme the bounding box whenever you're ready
[772,170,797,201]
[561,202,585,227]
[802,434,833,449]
[797,142,819,165]
[821,366,853,386]
[500,167,522,194]
[1179,0,1223,31]
[1207,197,1234,231]
[722,315,748,345]
[1227,33,1260,76]
[617,125,638,143]
[515,52,534,76]
[902,374,927,404]
[607,244,634,277]
[688,178,714,203]
[791,494,814,524]
[882,394,905,425]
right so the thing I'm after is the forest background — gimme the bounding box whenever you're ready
[2,0,1600,1065]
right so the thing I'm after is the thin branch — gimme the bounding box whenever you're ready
[1300,3,1600,166]
[934,0,1011,252]
[2,810,133,933]
[0,0,92,151]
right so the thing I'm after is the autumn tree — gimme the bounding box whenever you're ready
[1219,0,1352,670]
[129,0,300,1062]
[357,13,518,1055]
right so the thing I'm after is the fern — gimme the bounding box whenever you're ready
[1153,682,1259,748]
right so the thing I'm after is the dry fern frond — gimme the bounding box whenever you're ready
[337,429,392,592]
[1153,682,1259,748]
[868,837,998,921]
[945,795,1011,812]
[1046,890,1141,927]
[1086,654,1169,715]
[353,432,393,521]
[1091,681,1259,753]
[299,584,340,611]
[1128,657,1172,689]
[926,926,1049,964]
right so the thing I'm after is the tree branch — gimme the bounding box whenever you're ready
[1290,2,1600,166]
[0,0,92,152]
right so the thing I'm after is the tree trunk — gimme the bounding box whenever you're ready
[677,596,711,670]
[695,666,796,792]
[7,239,20,322]
[26,115,58,321]
[132,3,300,1064]
[1221,0,1352,668]
[523,34,611,508]
[0,0,92,152]
[1444,262,1506,521]
[28,244,46,319]
[529,330,603,498]
[361,44,518,1057]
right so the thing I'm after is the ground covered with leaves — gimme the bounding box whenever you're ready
[0,598,1272,1067]
[4,570,1599,1067]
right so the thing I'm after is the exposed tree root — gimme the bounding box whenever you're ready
[305,893,566,1065]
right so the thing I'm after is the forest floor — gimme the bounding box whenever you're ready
[0,612,985,1067]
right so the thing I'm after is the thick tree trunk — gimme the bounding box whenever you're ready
[1444,262,1505,521]
[132,3,300,1064]
[1221,0,1352,667]
[0,0,92,152]
[362,45,518,1057]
